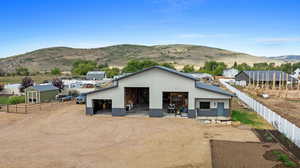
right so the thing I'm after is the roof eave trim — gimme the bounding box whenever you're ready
[116,66,197,81]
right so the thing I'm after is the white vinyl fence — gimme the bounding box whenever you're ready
[220,79,300,147]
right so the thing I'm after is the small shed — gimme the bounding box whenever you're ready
[86,71,106,80]
[25,84,59,103]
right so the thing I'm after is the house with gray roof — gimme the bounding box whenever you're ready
[25,84,59,103]
[235,70,297,84]
[223,68,239,78]
[85,66,234,119]
[86,71,106,80]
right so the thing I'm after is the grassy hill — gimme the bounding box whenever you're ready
[0,44,282,72]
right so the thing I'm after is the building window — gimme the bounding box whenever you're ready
[199,102,210,109]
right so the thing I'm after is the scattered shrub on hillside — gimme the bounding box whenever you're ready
[16,67,30,76]
[51,67,61,75]
[8,96,25,105]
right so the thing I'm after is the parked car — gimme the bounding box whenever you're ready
[61,95,73,102]
[56,95,73,102]
[76,94,86,104]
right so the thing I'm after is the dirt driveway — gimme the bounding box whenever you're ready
[0,103,259,168]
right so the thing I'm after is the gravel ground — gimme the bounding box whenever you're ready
[0,103,259,168]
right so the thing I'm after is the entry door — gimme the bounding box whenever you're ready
[217,103,225,116]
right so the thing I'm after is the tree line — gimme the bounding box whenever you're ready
[2,60,300,78]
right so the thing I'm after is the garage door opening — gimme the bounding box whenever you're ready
[124,87,149,114]
[163,92,188,116]
[93,99,112,114]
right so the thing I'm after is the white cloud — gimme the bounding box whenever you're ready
[256,37,300,43]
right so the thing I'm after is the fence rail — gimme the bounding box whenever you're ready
[220,79,300,148]
[0,103,41,114]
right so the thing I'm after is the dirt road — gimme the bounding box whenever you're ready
[0,103,259,168]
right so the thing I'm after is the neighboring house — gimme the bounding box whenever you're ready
[86,71,106,80]
[222,68,239,78]
[235,70,297,85]
[188,73,214,81]
[85,66,234,119]
[2,84,22,95]
[25,84,59,103]
[291,68,300,80]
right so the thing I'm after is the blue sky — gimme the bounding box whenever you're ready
[1,0,300,58]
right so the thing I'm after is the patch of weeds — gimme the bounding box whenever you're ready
[231,110,261,126]
[272,150,297,167]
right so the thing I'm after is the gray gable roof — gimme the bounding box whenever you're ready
[86,66,233,97]
[195,82,234,97]
[241,70,296,81]
[31,84,59,92]
[116,66,198,81]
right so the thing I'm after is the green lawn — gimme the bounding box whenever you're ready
[231,109,271,129]
[0,96,25,105]
[0,96,9,104]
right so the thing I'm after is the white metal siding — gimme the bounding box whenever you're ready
[87,68,231,110]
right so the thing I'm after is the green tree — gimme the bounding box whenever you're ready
[182,65,195,73]
[236,63,251,71]
[103,67,120,78]
[16,67,30,76]
[98,63,109,70]
[202,61,220,72]
[122,60,159,73]
[51,67,61,75]
[71,60,97,75]
[252,63,269,70]
[279,63,293,73]
[232,61,238,69]
[199,61,227,75]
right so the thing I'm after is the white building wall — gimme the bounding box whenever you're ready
[195,99,230,109]
[87,68,231,110]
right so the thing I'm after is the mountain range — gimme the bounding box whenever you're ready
[0,44,285,73]
[269,55,300,62]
